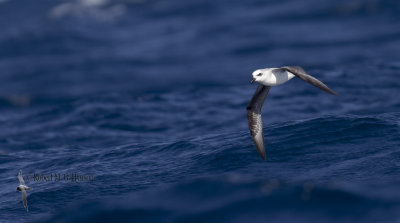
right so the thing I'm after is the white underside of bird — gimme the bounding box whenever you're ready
[251,68,295,86]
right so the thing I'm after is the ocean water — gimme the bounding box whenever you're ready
[0,0,400,222]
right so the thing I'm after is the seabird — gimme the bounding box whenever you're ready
[16,170,32,212]
[247,66,338,161]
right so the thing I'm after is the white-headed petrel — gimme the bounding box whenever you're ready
[247,66,338,161]
[16,170,32,212]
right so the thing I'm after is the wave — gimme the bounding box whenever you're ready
[35,176,400,223]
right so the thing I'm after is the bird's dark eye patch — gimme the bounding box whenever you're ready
[257,73,262,76]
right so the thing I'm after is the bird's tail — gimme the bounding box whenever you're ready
[25,187,32,191]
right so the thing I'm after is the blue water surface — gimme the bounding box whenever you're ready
[0,0,400,222]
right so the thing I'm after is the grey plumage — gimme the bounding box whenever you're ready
[18,170,25,186]
[246,85,270,161]
[282,66,338,96]
[22,190,28,212]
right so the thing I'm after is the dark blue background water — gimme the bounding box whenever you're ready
[0,0,399,222]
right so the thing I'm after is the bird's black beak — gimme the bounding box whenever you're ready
[250,78,256,84]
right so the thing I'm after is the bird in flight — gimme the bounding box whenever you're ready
[16,170,32,212]
[247,66,338,161]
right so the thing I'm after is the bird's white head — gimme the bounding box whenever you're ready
[250,69,266,84]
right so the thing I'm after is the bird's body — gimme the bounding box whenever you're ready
[16,170,31,212]
[247,66,338,161]
[252,68,295,86]
[16,185,31,191]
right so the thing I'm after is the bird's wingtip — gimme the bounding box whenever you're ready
[257,149,266,161]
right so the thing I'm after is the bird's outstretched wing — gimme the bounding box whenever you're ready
[282,66,338,95]
[18,170,25,186]
[246,84,271,161]
[22,190,28,212]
